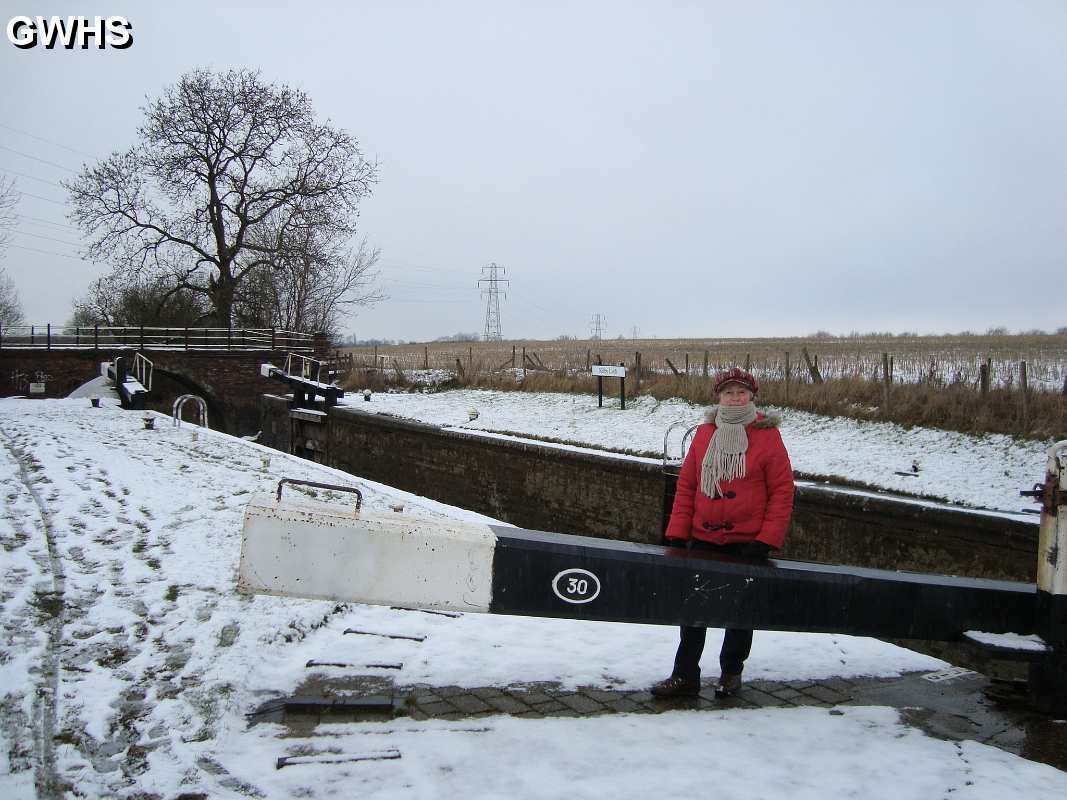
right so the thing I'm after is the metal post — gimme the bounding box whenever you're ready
[620,362,626,410]
[596,354,603,408]
[31,325,35,347]
[185,327,190,350]
[228,324,232,351]
[140,324,145,349]
[271,327,276,351]
[76,327,80,347]
[94,325,99,352]
[1026,440,1067,714]
[47,323,51,351]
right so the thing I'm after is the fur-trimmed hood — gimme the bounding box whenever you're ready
[704,405,781,428]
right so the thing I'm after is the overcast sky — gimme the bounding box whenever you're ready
[1,1,1064,341]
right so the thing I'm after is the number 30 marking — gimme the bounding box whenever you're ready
[552,568,601,604]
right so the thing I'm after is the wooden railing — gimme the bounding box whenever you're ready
[0,324,318,354]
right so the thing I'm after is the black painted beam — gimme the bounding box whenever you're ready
[487,526,1036,641]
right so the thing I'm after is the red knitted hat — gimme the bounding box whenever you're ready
[713,367,758,395]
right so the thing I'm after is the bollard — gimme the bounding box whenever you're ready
[1026,440,1067,713]
[363,389,371,402]
[142,414,156,430]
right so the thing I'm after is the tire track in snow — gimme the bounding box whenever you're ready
[0,428,66,800]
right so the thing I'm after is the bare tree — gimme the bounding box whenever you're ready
[0,267,24,326]
[234,206,385,339]
[0,178,23,325]
[70,273,208,327]
[0,175,17,259]
[66,68,379,327]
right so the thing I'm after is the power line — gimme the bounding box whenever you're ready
[21,214,77,231]
[478,262,509,341]
[14,229,83,248]
[7,243,90,261]
[19,191,67,206]
[376,257,473,276]
[0,166,66,189]
[0,121,97,159]
[0,143,78,173]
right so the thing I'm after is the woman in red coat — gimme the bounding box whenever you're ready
[651,367,795,699]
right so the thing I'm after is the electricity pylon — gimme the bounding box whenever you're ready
[479,263,509,341]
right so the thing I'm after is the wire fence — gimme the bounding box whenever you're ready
[342,339,1067,394]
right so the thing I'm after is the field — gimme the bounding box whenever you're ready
[339,333,1067,440]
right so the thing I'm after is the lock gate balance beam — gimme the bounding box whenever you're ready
[237,491,1035,643]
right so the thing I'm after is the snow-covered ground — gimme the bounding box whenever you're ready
[0,397,1064,798]
[351,388,1053,515]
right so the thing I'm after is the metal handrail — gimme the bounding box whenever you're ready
[133,352,153,391]
[662,422,700,469]
[284,352,325,383]
[172,394,208,428]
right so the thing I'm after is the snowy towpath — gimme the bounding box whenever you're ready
[0,398,1064,798]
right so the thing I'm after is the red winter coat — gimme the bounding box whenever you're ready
[665,411,795,549]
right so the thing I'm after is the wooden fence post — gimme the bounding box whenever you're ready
[784,352,790,402]
[425,346,429,370]
[635,351,641,389]
[744,353,751,371]
[47,323,51,351]
[801,347,824,384]
[1020,360,1029,432]
[703,350,708,378]
[882,352,891,414]
[979,361,990,396]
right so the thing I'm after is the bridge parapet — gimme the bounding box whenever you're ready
[0,324,319,354]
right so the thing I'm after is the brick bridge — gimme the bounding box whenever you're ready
[0,326,327,434]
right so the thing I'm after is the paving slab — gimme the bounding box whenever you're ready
[255,669,1067,775]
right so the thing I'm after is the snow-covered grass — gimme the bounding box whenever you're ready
[344,388,1052,514]
[0,397,1063,798]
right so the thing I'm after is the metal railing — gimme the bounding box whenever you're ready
[283,352,326,383]
[172,394,208,428]
[133,352,153,391]
[0,324,317,353]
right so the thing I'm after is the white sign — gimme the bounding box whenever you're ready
[591,365,626,378]
[29,382,45,394]
[551,568,602,604]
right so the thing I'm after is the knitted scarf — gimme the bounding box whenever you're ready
[700,402,758,498]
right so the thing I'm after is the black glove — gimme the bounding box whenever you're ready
[738,540,772,560]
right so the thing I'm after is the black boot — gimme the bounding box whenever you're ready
[714,672,742,698]
[651,676,700,698]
